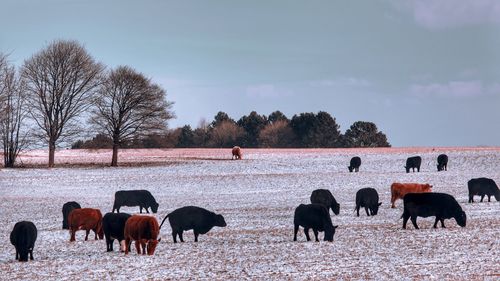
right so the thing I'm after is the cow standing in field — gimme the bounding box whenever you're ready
[468,178,500,203]
[62,201,81,230]
[310,189,340,215]
[112,190,159,214]
[232,146,242,160]
[68,208,104,242]
[355,188,382,217]
[160,206,227,243]
[405,156,422,173]
[402,192,466,229]
[124,215,160,255]
[348,156,361,172]
[10,221,37,262]
[390,183,432,208]
[437,154,448,171]
[293,204,338,242]
[103,212,132,252]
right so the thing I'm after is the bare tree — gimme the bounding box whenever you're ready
[91,66,174,166]
[22,40,104,167]
[0,54,30,167]
[208,120,245,148]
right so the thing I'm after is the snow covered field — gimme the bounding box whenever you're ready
[1,148,499,280]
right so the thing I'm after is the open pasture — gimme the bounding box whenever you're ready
[1,148,499,280]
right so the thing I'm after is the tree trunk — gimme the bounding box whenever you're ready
[48,141,56,168]
[111,142,119,167]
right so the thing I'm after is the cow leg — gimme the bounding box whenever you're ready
[194,231,199,242]
[135,241,141,254]
[312,229,319,242]
[141,241,147,255]
[293,224,299,241]
[402,213,409,229]
[139,206,143,213]
[440,219,445,228]
[488,195,491,202]
[85,229,90,241]
[70,229,76,242]
[15,249,19,260]
[390,195,396,208]
[304,228,311,241]
[356,205,360,217]
[433,217,440,228]
[410,216,419,229]
[172,231,177,243]
[30,249,34,260]
[179,231,184,242]
[469,195,473,203]
[124,238,130,254]
[107,239,113,252]
[146,207,150,214]
[480,195,485,202]
[94,229,98,240]
[365,207,370,216]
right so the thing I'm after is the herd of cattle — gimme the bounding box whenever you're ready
[9,152,500,262]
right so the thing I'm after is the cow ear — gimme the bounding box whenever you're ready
[378,202,382,206]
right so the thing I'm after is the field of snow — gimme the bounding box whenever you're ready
[1,148,499,280]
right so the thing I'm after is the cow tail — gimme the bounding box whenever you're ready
[159,214,170,229]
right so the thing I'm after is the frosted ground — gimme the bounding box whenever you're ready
[0,148,499,280]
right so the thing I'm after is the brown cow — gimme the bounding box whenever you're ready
[68,208,104,242]
[232,146,242,160]
[124,215,160,256]
[390,183,432,208]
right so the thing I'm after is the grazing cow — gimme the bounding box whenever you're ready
[62,201,81,230]
[102,212,132,252]
[402,192,466,229]
[437,154,448,171]
[405,156,422,173]
[68,208,104,242]
[293,204,338,242]
[391,182,432,208]
[232,146,242,160]
[348,156,361,172]
[355,188,382,217]
[112,190,159,214]
[310,189,340,215]
[10,221,37,262]
[468,177,500,203]
[160,206,227,243]
[124,215,160,255]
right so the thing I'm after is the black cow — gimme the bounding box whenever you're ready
[10,221,37,262]
[159,206,227,243]
[355,188,382,217]
[102,212,132,252]
[468,177,500,203]
[401,192,466,229]
[310,189,340,215]
[112,190,159,214]
[293,204,338,242]
[348,156,361,172]
[405,156,422,173]
[437,154,448,171]
[62,201,81,229]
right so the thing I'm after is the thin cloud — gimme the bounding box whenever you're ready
[396,0,500,30]
[410,80,485,98]
[246,84,293,99]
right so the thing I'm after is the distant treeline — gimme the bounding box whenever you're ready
[72,111,390,149]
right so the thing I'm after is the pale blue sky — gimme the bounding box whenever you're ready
[1,0,500,146]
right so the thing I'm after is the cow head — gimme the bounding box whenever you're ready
[455,211,467,227]
[370,202,382,215]
[151,202,159,214]
[348,166,353,172]
[404,166,410,173]
[324,225,338,242]
[147,239,158,255]
[214,214,227,227]
[331,203,340,215]
[437,164,443,171]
